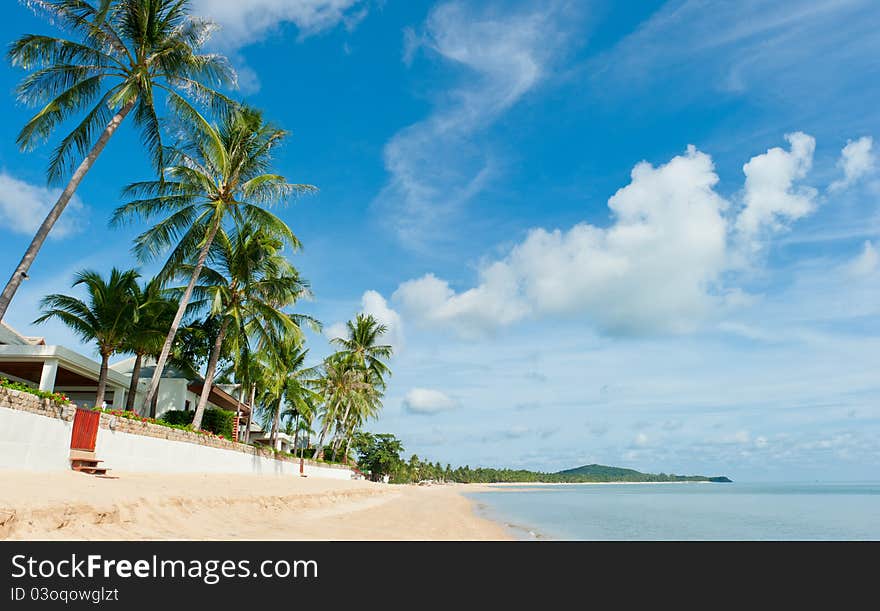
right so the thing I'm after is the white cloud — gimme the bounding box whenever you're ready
[735,132,817,246]
[360,290,404,351]
[324,321,348,341]
[0,172,87,238]
[830,136,875,192]
[325,290,404,350]
[848,241,878,277]
[191,0,366,49]
[402,388,460,415]
[394,144,730,336]
[191,0,368,92]
[377,1,579,245]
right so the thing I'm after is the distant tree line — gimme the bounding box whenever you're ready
[352,432,724,484]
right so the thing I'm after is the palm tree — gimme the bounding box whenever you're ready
[34,267,139,407]
[310,356,376,461]
[0,0,236,320]
[326,314,392,456]
[183,227,317,430]
[281,351,321,453]
[112,104,315,413]
[331,313,393,389]
[120,277,176,412]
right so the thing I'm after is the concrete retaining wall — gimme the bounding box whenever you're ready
[0,388,353,480]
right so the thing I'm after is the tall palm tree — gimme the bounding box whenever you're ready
[183,227,317,430]
[112,104,315,412]
[326,314,392,456]
[120,276,176,412]
[331,313,393,389]
[0,0,235,320]
[34,267,139,407]
[310,356,375,461]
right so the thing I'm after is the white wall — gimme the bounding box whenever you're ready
[0,405,353,480]
[0,407,72,471]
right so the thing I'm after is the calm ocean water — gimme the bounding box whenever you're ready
[467,482,880,540]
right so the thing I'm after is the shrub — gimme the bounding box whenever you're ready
[0,377,70,405]
[159,408,235,439]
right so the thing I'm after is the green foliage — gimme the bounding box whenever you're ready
[159,408,235,439]
[0,378,70,405]
[352,432,405,481]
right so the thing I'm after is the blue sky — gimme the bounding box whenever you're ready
[1,0,878,481]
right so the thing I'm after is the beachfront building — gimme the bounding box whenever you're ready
[1,324,252,438]
[0,322,131,408]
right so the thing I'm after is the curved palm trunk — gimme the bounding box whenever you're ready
[0,100,136,322]
[192,316,230,431]
[125,353,143,413]
[142,214,222,412]
[94,352,112,409]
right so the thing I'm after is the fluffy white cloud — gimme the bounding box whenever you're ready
[848,241,878,277]
[0,172,87,238]
[830,136,875,192]
[325,290,404,350]
[402,388,459,415]
[395,144,730,336]
[378,1,579,245]
[191,0,366,49]
[735,132,816,245]
[360,290,404,350]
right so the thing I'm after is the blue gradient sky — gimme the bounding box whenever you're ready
[1,1,878,480]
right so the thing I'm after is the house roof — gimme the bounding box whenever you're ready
[0,321,44,346]
[187,379,250,415]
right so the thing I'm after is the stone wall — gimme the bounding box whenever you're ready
[0,387,354,479]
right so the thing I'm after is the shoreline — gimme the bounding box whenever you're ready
[0,471,510,541]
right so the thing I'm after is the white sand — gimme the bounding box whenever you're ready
[0,471,509,540]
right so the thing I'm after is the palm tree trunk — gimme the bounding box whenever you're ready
[236,385,245,442]
[142,214,222,412]
[313,414,333,461]
[94,352,111,409]
[0,100,136,322]
[125,352,143,412]
[342,434,352,465]
[331,402,353,454]
[243,383,255,445]
[192,316,230,430]
[271,399,281,450]
[292,413,300,456]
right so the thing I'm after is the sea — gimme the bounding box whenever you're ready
[466,481,880,540]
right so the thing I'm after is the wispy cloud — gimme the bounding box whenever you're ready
[191,0,367,48]
[191,0,369,92]
[0,171,87,239]
[593,0,880,107]
[376,1,583,247]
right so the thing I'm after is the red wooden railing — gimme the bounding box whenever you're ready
[70,408,100,451]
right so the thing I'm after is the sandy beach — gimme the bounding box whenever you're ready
[0,471,510,541]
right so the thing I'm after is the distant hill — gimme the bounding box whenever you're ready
[552,464,732,483]
[557,464,645,478]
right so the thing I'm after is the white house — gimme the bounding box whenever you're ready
[0,324,251,439]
